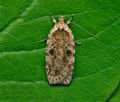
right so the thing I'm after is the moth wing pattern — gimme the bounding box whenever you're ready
[46,16,75,85]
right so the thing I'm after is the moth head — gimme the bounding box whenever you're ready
[59,16,64,24]
[57,16,67,31]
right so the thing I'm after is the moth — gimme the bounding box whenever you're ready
[46,16,75,85]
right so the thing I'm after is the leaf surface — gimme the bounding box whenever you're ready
[0,0,120,102]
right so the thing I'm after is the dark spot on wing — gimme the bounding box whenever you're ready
[66,50,71,56]
[49,49,54,55]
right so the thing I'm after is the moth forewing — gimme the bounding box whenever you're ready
[46,16,75,85]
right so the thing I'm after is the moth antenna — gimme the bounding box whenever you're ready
[75,41,82,45]
[38,38,47,44]
[67,15,73,25]
[52,16,57,23]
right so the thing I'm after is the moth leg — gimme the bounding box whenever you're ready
[75,41,82,45]
[52,16,57,23]
[67,15,73,25]
[38,38,47,44]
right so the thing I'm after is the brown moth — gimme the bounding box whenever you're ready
[46,16,75,85]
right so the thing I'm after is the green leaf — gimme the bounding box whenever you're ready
[0,0,120,102]
[109,83,120,102]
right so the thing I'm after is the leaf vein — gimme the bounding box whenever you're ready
[0,0,35,33]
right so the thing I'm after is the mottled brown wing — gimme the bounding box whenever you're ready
[46,30,75,85]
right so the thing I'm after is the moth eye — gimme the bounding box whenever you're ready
[66,49,71,56]
[49,49,54,55]
[61,28,64,31]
